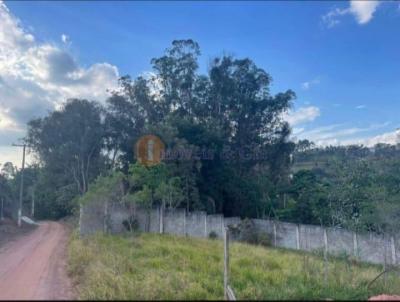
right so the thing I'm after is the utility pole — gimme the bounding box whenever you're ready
[12,143,26,227]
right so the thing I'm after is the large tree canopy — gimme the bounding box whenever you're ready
[104,39,296,218]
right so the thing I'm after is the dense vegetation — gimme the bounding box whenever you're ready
[68,232,400,300]
[281,141,400,233]
[1,39,399,235]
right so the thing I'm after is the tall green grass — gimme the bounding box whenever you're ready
[68,232,400,300]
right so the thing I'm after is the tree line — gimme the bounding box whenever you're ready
[1,40,398,234]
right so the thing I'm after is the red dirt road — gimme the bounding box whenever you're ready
[0,221,74,300]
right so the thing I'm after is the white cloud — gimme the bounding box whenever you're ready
[283,106,320,126]
[322,7,350,28]
[301,78,320,90]
[322,0,382,28]
[360,129,400,146]
[0,1,119,165]
[295,122,394,147]
[356,105,366,109]
[61,34,70,44]
[350,1,381,24]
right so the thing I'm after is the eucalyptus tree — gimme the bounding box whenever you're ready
[26,99,107,198]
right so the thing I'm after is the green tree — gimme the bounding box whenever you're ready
[25,99,108,218]
[26,99,106,196]
[1,162,16,180]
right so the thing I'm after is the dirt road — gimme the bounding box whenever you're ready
[0,221,74,300]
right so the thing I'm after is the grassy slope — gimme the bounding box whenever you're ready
[68,232,400,300]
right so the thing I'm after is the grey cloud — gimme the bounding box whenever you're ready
[45,48,78,84]
[0,1,119,152]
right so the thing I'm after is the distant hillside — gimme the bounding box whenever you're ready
[292,143,400,172]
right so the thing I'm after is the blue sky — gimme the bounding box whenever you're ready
[1,1,400,166]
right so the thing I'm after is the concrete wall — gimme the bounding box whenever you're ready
[108,202,130,234]
[300,224,325,252]
[206,214,224,238]
[80,202,397,266]
[327,228,353,256]
[164,209,185,235]
[79,200,107,235]
[275,221,298,250]
[186,211,207,238]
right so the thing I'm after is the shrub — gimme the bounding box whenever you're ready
[122,216,140,232]
[208,231,218,240]
[229,218,271,247]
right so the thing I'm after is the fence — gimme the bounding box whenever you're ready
[223,227,236,300]
[80,200,399,266]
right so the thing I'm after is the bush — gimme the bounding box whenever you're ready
[229,218,271,247]
[208,231,218,240]
[256,231,271,247]
[122,216,140,232]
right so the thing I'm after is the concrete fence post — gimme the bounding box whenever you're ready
[204,214,208,238]
[353,232,358,259]
[103,201,108,233]
[183,210,187,236]
[323,228,328,254]
[296,224,300,250]
[391,236,396,265]
[273,222,277,247]
[159,206,163,234]
[221,215,224,238]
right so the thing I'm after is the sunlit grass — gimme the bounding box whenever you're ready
[68,232,400,300]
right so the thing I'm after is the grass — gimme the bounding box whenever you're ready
[68,232,400,300]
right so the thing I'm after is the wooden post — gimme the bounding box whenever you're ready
[223,226,236,300]
[323,228,328,285]
[224,227,229,300]
[227,286,236,300]
[273,222,277,247]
